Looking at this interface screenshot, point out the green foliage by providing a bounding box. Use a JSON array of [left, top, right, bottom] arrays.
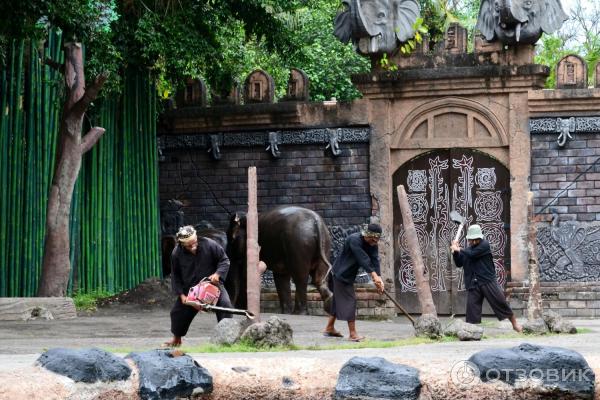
[[534, 34, 573, 88], [72, 289, 113, 312], [399, 18, 429, 55]]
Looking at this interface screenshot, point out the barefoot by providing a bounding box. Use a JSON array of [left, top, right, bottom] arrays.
[[513, 325, 523, 333], [162, 338, 182, 348]]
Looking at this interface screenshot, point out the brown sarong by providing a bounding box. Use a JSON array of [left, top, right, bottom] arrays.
[[329, 274, 356, 321]]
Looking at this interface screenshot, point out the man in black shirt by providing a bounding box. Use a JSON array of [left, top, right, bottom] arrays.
[[323, 223, 385, 341], [164, 225, 233, 347], [451, 224, 521, 332]]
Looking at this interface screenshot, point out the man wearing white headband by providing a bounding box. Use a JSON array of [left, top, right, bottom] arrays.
[[164, 225, 233, 347], [323, 223, 385, 342], [451, 224, 522, 333]]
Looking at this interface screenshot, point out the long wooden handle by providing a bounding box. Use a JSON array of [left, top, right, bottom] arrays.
[[382, 289, 416, 326], [453, 223, 464, 242]]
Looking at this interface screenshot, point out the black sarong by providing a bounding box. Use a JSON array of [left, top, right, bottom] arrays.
[[466, 281, 513, 324], [170, 284, 233, 337], [329, 274, 357, 321]]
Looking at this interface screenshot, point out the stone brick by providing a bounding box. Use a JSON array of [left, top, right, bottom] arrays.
[[558, 292, 578, 300], [567, 300, 587, 308], [559, 308, 578, 317], [576, 292, 596, 300], [576, 308, 595, 317]]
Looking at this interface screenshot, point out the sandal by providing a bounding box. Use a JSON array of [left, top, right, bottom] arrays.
[[323, 330, 344, 338], [348, 336, 366, 342]]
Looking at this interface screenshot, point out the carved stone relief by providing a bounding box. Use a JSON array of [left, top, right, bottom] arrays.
[[283, 68, 309, 101], [556, 55, 587, 89], [157, 128, 370, 157], [175, 78, 208, 108], [244, 69, 275, 103], [538, 222, 600, 282]]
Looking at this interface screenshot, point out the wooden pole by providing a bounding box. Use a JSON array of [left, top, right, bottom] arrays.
[[527, 191, 543, 320], [246, 167, 260, 321], [397, 185, 437, 316]]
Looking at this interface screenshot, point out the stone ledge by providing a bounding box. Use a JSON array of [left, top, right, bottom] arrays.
[[0, 298, 76, 321]]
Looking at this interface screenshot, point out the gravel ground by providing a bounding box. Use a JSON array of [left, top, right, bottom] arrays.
[[1, 306, 599, 399]]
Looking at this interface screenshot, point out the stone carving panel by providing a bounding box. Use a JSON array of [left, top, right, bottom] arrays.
[[158, 128, 370, 156], [538, 222, 600, 282], [244, 69, 275, 104], [284, 68, 309, 101], [176, 78, 208, 108], [556, 55, 587, 89], [444, 23, 467, 54]]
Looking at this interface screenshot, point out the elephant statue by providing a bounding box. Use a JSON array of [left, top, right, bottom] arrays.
[[334, 0, 420, 54], [476, 0, 568, 45], [227, 206, 333, 314]]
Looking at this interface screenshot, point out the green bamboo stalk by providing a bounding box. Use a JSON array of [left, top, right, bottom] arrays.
[[0, 44, 10, 296]]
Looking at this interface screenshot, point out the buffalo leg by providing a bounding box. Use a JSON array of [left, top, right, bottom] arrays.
[[273, 271, 293, 314], [291, 270, 310, 315], [311, 263, 333, 313]]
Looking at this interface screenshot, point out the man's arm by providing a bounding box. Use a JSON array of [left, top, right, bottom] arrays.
[[170, 249, 186, 302], [208, 242, 230, 285]]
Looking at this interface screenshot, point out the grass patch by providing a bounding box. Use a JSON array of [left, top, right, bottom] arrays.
[[72, 289, 113, 312], [105, 336, 459, 354]]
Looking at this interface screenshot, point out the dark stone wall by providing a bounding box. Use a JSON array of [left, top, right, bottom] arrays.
[[531, 134, 600, 221], [530, 127, 600, 283], [158, 142, 371, 231]]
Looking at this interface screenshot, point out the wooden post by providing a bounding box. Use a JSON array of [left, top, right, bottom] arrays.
[[527, 191, 542, 320], [397, 185, 437, 316], [246, 167, 260, 321]]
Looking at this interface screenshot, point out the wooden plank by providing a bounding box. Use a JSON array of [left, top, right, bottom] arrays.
[[0, 298, 77, 321], [247, 167, 260, 321]]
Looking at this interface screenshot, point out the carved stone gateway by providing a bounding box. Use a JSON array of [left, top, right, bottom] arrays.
[[244, 69, 275, 104], [556, 55, 587, 89]]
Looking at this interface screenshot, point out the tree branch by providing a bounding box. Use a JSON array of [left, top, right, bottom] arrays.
[[81, 127, 106, 154], [44, 58, 64, 73], [70, 73, 108, 117]]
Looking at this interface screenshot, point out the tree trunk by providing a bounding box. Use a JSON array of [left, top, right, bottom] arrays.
[[527, 192, 543, 320], [397, 185, 437, 316], [37, 43, 106, 297], [246, 167, 260, 320]]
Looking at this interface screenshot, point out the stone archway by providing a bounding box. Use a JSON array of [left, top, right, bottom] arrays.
[[392, 149, 511, 314]]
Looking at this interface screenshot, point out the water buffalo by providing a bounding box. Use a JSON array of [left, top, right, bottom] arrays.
[[227, 206, 333, 314]]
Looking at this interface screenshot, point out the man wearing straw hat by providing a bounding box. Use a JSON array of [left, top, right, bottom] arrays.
[[323, 223, 385, 342], [164, 225, 233, 347], [451, 224, 522, 333]]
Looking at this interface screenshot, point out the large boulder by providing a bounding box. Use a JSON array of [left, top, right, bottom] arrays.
[[543, 310, 577, 334], [126, 349, 212, 400], [414, 314, 442, 339], [443, 318, 483, 341], [210, 318, 242, 345], [522, 318, 549, 335], [469, 343, 595, 399], [335, 357, 421, 399], [36, 348, 131, 383], [240, 316, 293, 347]]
